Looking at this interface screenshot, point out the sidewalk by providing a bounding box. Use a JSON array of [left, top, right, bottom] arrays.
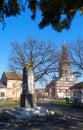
[[0, 103, 83, 130]]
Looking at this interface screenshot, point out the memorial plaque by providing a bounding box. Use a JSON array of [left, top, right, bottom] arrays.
[[27, 67, 34, 94]]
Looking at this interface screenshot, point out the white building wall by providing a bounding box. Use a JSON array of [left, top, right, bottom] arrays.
[[70, 88, 83, 103], [7, 80, 22, 101], [0, 88, 7, 100], [56, 77, 76, 98]]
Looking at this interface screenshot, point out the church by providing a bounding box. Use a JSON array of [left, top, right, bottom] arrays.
[[46, 44, 76, 99]]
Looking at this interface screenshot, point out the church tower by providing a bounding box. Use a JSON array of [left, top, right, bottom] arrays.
[[59, 43, 72, 80], [55, 43, 76, 98], [45, 43, 76, 99]]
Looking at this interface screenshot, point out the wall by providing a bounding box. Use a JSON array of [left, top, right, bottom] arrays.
[[7, 80, 22, 101], [0, 88, 6, 100]]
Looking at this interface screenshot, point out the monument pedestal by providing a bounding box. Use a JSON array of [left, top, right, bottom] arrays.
[[20, 94, 25, 107], [20, 93, 36, 108]]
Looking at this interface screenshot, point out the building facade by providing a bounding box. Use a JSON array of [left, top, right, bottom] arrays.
[[1, 72, 22, 101], [46, 44, 76, 99], [45, 75, 57, 99], [70, 82, 83, 103], [0, 82, 7, 100]]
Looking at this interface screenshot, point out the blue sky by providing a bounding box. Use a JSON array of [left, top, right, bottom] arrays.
[[0, 10, 83, 82]]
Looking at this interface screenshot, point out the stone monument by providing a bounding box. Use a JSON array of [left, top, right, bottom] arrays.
[[20, 63, 36, 108]]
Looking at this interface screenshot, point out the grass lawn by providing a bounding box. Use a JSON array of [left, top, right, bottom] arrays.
[[0, 101, 20, 108], [0, 99, 71, 108], [51, 99, 70, 106]]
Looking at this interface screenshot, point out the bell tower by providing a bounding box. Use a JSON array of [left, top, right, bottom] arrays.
[[59, 43, 72, 80]]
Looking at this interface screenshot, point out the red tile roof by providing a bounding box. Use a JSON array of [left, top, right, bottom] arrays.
[[4, 72, 23, 80], [35, 89, 45, 94], [70, 82, 83, 89], [0, 82, 6, 88]]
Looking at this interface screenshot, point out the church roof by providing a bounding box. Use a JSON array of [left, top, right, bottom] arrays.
[[3, 72, 23, 80]]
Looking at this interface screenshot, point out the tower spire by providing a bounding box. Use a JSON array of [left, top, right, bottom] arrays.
[[59, 43, 71, 78], [63, 40, 66, 45]]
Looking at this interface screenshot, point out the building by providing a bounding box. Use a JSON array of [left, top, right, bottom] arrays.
[[35, 89, 45, 100], [0, 72, 22, 101], [46, 75, 57, 99], [46, 44, 76, 99], [70, 82, 83, 103], [0, 82, 7, 100]]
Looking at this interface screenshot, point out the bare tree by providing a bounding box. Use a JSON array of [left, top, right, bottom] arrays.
[[72, 71, 82, 82], [8, 37, 59, 83], [68, 39, 83, 72]]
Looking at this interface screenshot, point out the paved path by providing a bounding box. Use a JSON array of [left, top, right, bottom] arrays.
[[0, 103, 83, 130], [37, 102, 83, 130]]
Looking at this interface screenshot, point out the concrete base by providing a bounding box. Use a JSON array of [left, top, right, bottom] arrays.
[[20, 93, 36, 108]]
